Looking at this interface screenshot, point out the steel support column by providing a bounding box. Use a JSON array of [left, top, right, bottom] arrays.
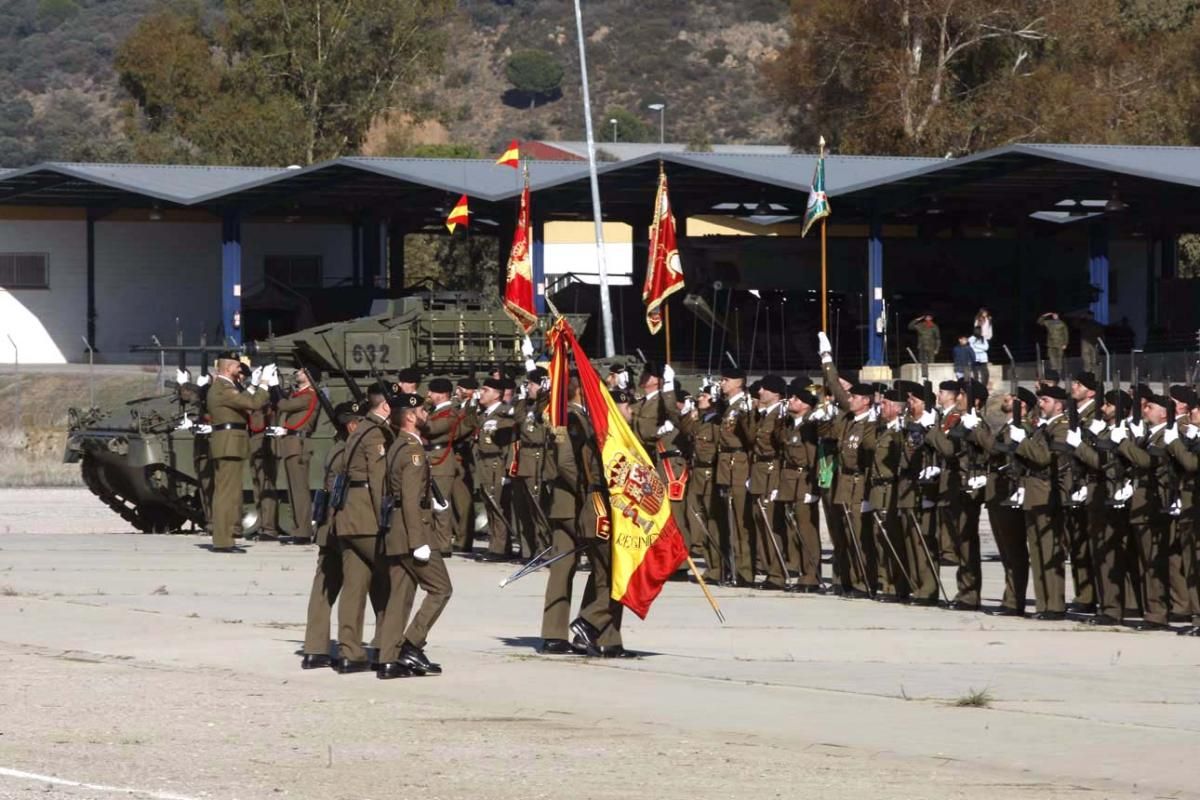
[[220, 209, 242, 346], [86, 208, 97, 351], [1088, 221, 1110, 324], [866, 214, 885, 365]]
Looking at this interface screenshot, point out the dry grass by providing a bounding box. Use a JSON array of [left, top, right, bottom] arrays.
[[953, 688, 994, 708]]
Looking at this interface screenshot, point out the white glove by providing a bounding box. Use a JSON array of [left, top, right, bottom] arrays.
[[413, 544, 432, 562], [887, 417, 902, 432], [680, 398, 694, 416], [196, 374, 210, 387], [768, 489, 778, 502], [616, 372, 629, 390], [817, 331, 832, 356], [520, 336, 534, 358], [662, 363, 675, 385], [540, 377, 550, 393], [175, 368, 190, 385], [432, 495, 449, 513], [1164, 425, 1179, 445], [1129, 420, 1144, 439], [860, 500, 873, 513], [803, 493, 818, 504], [925, 465, 942, 480], [194, 423, 213, 435], [1065, 428, 1082, 449], [961, 411, 980, 430], [1114, 481, 1133, 504], [1187, 424, 1199, 440], [1071, 486, 1088, 504], [968, 475, 988, 491], [501, 476, 511, 486], [1009, 425, 1026, 443], [250, 366, 263, 387], [1109, 424, 1127, 444], [918, 410, 936, 428], [921, 498, 936, 509], [174, 416, 193, 431], [708, 379, 721, 400], [1088, 419, 1107, 436], [267, 426, 287, 437], [1169, 498, 1183, 517], [745, 479, 751, 490], [656, 420, 675, 436], [1008, 487, 1025, 506], [866, 407, 878, 422], [265, 364, 280, 388]]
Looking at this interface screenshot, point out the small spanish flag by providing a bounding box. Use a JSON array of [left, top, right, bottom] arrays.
[[445, 194, 469, 234], [495, 139, 520, 168]]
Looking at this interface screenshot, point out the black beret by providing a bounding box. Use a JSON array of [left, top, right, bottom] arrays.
[[640, 362, 663, 381], [608, 363, 628, 374], [298, 365, 322, 382], [966, 379, 988, 405], [333, 400, 363, 425], [1169, 385, 1197, 408], [1038, 384, 1068, 401], [1144, 392, 1170, 409], [482, 377, 504, 392], [500, 377, 517, 391], [1017, 387, 1038, 411], [393, 392, 423, 409], [938, 379, 961, 393], [526, 367, 548, 383], [883, 389, 903, 402], [1042, 368, 1061, 382], [674, 387, 690, 401], [397, 367, 422, 384], [367, 380, 395, 398], [1135, 383, 1152, 400], [1073, 371, 1098, 392], [759, 374, 786, 396], [611, 388, 634, 403], [895, 380, 922, 398], [748, 379, 762, 395], [427, 377, 453, 394], [720, 365, 746, 380], [849, 382, 874, 397], [457, 376, 479, 390], [1105, 389, 1132, 415], [238, 361, 252, 377]]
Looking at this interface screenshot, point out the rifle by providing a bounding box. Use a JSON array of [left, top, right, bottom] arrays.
[[1002, 344, 1020, 425], [199, 330, 209, 378], [319, 332, 366, 404], [1129, 349, 1140, 424], [869, 508, 913, 590], [753, 497, 792, 585], [906, 346, 932, 403]]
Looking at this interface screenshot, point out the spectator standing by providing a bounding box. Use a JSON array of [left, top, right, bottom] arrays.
[[953, 335, 973, 380], [969, 329, 990, 386]]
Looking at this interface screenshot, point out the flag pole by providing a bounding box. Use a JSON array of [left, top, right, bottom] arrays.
[[819, 136, 828, 333], [572, 0, 616, 357], [686, 555, 725, 623], [658, 160, 673, 364]]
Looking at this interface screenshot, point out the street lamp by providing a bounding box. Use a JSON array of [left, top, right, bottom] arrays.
[[647, 103, 665, 144], [610, 117, 618, 143]]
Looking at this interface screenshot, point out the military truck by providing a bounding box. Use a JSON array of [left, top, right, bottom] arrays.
[[65, 292, 588, 535]]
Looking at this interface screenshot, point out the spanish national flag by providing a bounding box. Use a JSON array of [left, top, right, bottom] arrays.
[[546, 316, 688, 619], [495, 139, 520, 168], [445, 194, 469, 234]]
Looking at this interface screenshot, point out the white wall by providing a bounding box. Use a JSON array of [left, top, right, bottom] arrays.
[[94, 221, 223, 357], [0, 219, 86, 364], [242, 222, 354, 290]]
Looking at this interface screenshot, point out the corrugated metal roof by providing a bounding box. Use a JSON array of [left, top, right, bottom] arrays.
[[0, 162, 289, 204], [545, 141, 795, 160], [1020, 143, 1200, 187]]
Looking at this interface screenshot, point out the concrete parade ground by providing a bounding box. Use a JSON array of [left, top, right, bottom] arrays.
[[0, 488, 1197, 800]]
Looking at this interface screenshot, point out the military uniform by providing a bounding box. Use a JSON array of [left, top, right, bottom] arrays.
[[541, 404, 590, 644], [748, 397, 786, 587], [450, 391, 478, 553], [907, 316, 941, 364], [897, 410, 940, 604], [1072, 405, 1131, 622], [869, 413, 906, 598], [474, 400, 516, 558], [822, 361, 876, 594], [1116, 420, 1173, 627], [512, 394, 552, 557], [274, 382, 321, 541], [247, 405, 280, 538], [206, 374, 269, 549], [1063, 397, 1098, 610], [1014, 412, 1072, 616], [633, 387, 689, 541], [423, 399, 467, 554], [977, 416, 1031, 614], [178, 378, 213, 530], [775, 405, 822, 590], [924, 407, 982, 608], [377, 423, 452, 675], [715, 387, 754, 585], [1038, 314, 1069, 374], [334, 409, 393, 666], [673, 402, 725, 581], [571, 404, 623, 653]]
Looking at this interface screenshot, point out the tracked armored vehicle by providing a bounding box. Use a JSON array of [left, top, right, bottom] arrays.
[[65, 292, 588, 534]]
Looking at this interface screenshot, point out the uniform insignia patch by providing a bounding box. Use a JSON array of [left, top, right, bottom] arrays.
[[378, 444, 386, 456], [412, 454, 423, 466]]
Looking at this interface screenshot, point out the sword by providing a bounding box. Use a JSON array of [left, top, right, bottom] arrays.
[[903, 507, 950, 604], [518, 477, 554, 544], [690, 506, 733, 578], [839, 503, 875, 596], [869, 508, 913, 591], [754, 497, 793, 585], [722, 488, 740, 584], [480, 484, 519, 543], [499, 541, 595, 588], [781, 504, 820, 585]]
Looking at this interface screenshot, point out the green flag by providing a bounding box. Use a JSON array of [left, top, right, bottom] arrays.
[[801, 148, 831, 238]]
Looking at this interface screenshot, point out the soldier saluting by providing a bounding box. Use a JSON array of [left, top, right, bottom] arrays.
[[272, 366, 321, 545], [472, 377, 517, 562], [207, 356, 274, 553]]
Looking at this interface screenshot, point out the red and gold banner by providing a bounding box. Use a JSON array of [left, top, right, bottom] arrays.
[[642, 171, 685, 334], [546, 316, 688, 618], [495, 139, 520, 169], [445, 194, 469, 234], [503, 181, 537, 334]]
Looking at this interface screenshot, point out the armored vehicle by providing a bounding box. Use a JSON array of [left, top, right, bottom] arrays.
[[65, 292, 588, 534]]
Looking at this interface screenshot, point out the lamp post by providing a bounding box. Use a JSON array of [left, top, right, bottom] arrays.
[[647, 103, 665, 144], [610, 117, 618, 143]]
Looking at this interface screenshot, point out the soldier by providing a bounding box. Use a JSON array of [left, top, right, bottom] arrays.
[[450, 376, 479, 554], [473, 377, 517, 562], [206, 357, 273, 552], [246, 361, 280, 542], [819, 332, 877, 597], [748, 374, 788, 590], [671, 385, 725, 583], [512, 367, 552, 558], [631, 363, 688, 543], [299, 401, 388, 669], [174, 367, 213, 531], [1170, 392, 1200, 636], [774, 380, 823, 592], [1075, 311, 1104, 376], [272, 366, 321, 544], [899, 381, 941, 606], [1011, 384, 1072, 620], [1068, 388, 1133, 625], [1165, 385, 1198, 620], [397, 367, 422, 395], [908, 314, 941, 365], [868, 386, 908, 602], [422, 378, 466, 558], [978, 387, 1036, 616], [612, 387, 635, 423], [1037, 312, 1069, 374], [377, 392, 452, 679], [1064, 372, 1100, 612], [714, 365, 755, 587], [332, 381, 394, 672], [1110, 390, 1175, 630]]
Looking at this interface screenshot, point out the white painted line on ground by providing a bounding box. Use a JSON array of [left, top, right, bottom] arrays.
[[0, 766, 202, 800]]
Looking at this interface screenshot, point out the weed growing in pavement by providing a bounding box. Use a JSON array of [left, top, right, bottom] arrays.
[[953, 688, 994, 708]]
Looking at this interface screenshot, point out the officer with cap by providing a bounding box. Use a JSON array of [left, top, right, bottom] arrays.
[[927, 379, 984, 611], [868, 385, 908, 601], [1037, 312, 1069, 375], [422, 378, 465, 558], [1064, 372, 1101, 612], [899, 380, 941, 605], [670, 384, 725, 582], [907, 314, 941, 365], [512, 366, 552, 558], [1011, 383, 1073, 620], [450, 376, 479, 554], [473, 376, 517, 561], [633, 362, 689, 546], [774, 379, 823, 591], [748, 374, 788, 590], [714, 364, 755, 586], [818, 332, 877, 596], [245, 359, 281, 542], [207, 356, 274, 552], [332, 380, 395, 672], [1166, 385, 1199, 625], [272, 366, 321, 544]]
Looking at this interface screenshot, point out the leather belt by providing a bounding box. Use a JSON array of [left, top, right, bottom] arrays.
[[839, 468, 863, 477], [720, 448, 746, 454], [784, 463, 810, 471], [751, 454, 775, 463], [348, 480, 370, 488], [658, 449, 683, 459], [212, 422, 247, 432], [691, 460, 717, 469]]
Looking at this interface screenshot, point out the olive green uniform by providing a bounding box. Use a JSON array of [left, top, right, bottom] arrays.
[[450, 399, 478, 552], [474, 402, 516, 557], [206, 376, 269, 548], [1117, 423, 1174, 626], [512, 396, 552, 557], [897, 416, 939, 603], [1015, 414, 1072, 614], [715, 391, 754, 585], [822, 361, 876, 593], [335, 411, 393, 663], [977, 420, 1031, 613], [178, 381, 213, 530], [907, 317, 941, 365], [775, 411, 822, 588], [748, 402, 786, 585], [869, 417, 906, 596], [1167, 423, 1200, 627], [377, 430, 452, 664], [633, 390, 688, 539], [1038, 316, 1069, 374], [1073, 420, 1132, 620], [1062, 400, 1098, 609], [674, 406, 724, 581], [274, 385, 320, 540], [248, 406, 279, 537], [573, 407, 621, 648], [423, 401, 467, 554], [925, 412, 981, 607]]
